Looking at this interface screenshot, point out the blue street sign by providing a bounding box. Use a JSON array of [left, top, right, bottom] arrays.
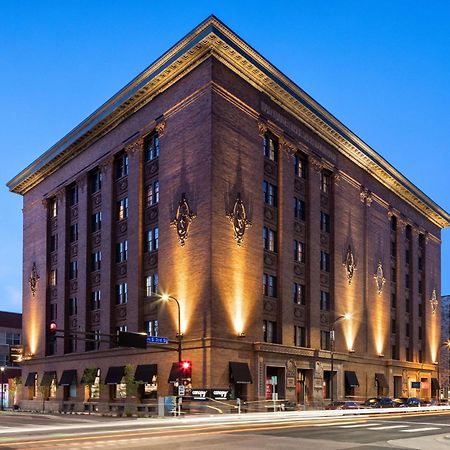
[[146, 336, 169, 344]]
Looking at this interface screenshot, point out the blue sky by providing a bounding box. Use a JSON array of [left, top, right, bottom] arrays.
[[2, 1, 450, 313]]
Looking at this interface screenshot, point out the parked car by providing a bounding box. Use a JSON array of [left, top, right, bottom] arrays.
[[361, 397, 380, 408], [421, 399, 438, 406], [326, 401, 360, 410], [373, 397, 396, 408], [393, 397, 421, 407]]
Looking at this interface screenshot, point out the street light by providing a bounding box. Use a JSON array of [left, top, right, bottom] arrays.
[[330, 313, 352, 404], [435, 340, 450, 400], [160, 293, 183, 412], [0, 366, 4, 411]]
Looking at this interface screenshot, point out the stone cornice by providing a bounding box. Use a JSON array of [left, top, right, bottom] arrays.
[[7, 15, 450, 228]]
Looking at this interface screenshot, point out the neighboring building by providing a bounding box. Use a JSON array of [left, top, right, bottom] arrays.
[[7, 16, 450, 412], [440, 295, 450, 399], [0, 311, 22, 408]]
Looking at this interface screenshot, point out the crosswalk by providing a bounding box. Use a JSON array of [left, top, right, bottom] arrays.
[[334, 421, 441, 434]]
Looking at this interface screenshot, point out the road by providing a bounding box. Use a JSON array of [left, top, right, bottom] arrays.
[[0, 410, 449, 449]]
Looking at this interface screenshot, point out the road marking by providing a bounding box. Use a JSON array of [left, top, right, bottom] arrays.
[[314, 421, 361, 427], [339, 423, 380, 428], [367, 425, 408, 430], [400, 427, 440, 433]]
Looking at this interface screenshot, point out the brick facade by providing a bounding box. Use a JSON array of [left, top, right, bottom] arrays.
[[8, 16, 449, 411]]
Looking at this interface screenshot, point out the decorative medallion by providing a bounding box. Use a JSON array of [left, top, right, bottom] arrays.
[[344, 245, 356, 285], [374, 261, 386, 295], [171, 193, 196, 247], [430, 289, 438, 315], [28, 262, 40, 297], [226, 193, 252, 246]]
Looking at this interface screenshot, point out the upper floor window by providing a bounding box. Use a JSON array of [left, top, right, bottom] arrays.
[[263, 273, 277, 297], [145, 319, 159, 336], [5, 332, 21, 346], [263, 181, 277, 207], [145, 227, 159, 252], [320, 251, 330, 272], [294, 240, 305, 263], [68, 184, 78, 206], [50, 303, 57, 321], [320, 171, 331, 194], [91, 251, 102, 272], [50, 234, 58, 252], [69, 261, 78, 279], [49, 269, 57, 286], [320, 330, 331, 350], [144, 134, 160, 161], [69, 224, 78, 243], [115, 283, 128, 305], [294, 198, 306, 221], [263, 320, 277, 343], [320, 290, 330, 311], [68, 297, 78, 316], [263, 135, 278, 162], [91, 211, 102, 232], [263, 226, 277, 252], [320, 212, 330, 233], [117, 197, 128, 221], [145, 273, 159, 297], [90, 290, 101, 310], [293, 282, 305, 305], [90, 170, 102, 194], [115, 152, 128, 179], [116, 240, 128, 263], [49, 198, 58, 218], [145, 181, 160, 207], [294, 326, 306, 347], [294, 154, 306, 178]]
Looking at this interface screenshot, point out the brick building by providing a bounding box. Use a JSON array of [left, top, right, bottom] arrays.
[[7, 16, 450, 411], [439, 295, 450, 399]]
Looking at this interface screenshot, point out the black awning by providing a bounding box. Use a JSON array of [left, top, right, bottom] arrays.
[[229, 362, 252, 384], [40, 371, 57, 386], [59, 370, 77, 386], [345, 371, 359, 387], [168, 363, 179, 383], [105, 366, 125, 384], [431, 378, 440, 391], [24, 372, 37, 387], [135, 364, 157, 383], [375, 373, 389, 389]]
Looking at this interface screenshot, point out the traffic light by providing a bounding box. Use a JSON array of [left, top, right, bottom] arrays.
[[179, 360, 192, 379], [117, 331, 147, 349], [48, 322, 57, 343]]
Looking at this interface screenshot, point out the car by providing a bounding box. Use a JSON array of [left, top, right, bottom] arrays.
[[361, 397, 380, 408], [373, 397, 396, 408], [393, 397, 421, 407], [421, 399, 438, 406], [326, 401, 360, 410]]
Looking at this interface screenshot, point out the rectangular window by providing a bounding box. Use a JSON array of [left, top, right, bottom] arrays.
[[391, 318, 397, 334], [69, 261, 78, 279], [5, 333, 20, 345], [293, 283, 305, 305], [320, 171, 331, 193], [391, 292, 397, 308], [116, 240, 128, 263], [115, 283, 128, 305], [49, 269, 57, 286], [268, 275, 277, 297], [418, 256, 423, 271], [50, 303, 57, 321], [68, 297, 77, 316], [405, 323, 410, 338], [320, 330, 331, 350], [90, 290, 101, 311], [320, 291, 330, 311], [144, 134, 160, 161], [91, 251, 102, 272], [294, 154, 306, 178], [405, 347, 411, 361], [294, 240, 305, 263], [145, 180, 160, 207], [145, 273, 158, 297], [391, 240, 396, 257], [263, 226, 277, 252], [117, 197, 128, 220], [405, 249, 410, 265], [294, 198, 306, 221], [418, 326, 423, 340], [418, 302, 423, 317], [294, 326, 306, 347], [69, 185, 78, 206], [91, 211, 102, 232], [90, 170, 102, 194], [49, 198, 58, 218], [263, 273, 268, 296], [115, 153, 129, 179], [263, 320, 277, 343], [263, 181, 277, 207], [320, 212, 330, 233], [145, 227, 159, 252], [405, 273, 410, 289], [50, 234, 58, 252], [69, 224, 78, 243], [392, 345, 399, 360], [391, 266, 396, 283], [263, 135, 278, 162], [145, 319, 159, 336], [320, 251, 330, 272], [68, 334, 77, 353]]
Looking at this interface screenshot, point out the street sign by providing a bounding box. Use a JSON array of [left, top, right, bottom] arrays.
[[271, 376, 278, 385], [146, 336, 169, 344], [178, 385, 185, 396]]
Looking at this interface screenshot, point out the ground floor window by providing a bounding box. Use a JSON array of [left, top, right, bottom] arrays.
[[141, 376, 157, 399], [90, 370, 100, 399], [49, 378, 57, 398], [114, 380, 127, 399]]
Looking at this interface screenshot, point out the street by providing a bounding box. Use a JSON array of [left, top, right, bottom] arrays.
[[0, 410, 449, 449]]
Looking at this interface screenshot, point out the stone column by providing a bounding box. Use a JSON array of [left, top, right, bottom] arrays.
[[396, 219, 406, 361], [56, 189, 67, 356], [410, 228, 419, 361]]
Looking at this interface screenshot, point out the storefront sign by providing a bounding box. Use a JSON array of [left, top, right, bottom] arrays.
[[190, 388, 231, 401], [191, 389, 208, 400], [411, 381, 421, 389]]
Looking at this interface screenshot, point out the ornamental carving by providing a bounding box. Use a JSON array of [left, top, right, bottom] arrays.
[[430, 289, 438, 315], [344, 245, 356, 285], [29, 263, 40, 297], [374, 261, 386, 295], [226, 193, 252, 246], [308, 156, 323, 173], [155, 120, 166, 137], [257, 120, 268, 136], [171, 193, 196, 247], [360, 187, 373, 207]]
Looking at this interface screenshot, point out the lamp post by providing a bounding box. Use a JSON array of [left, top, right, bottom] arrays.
[[330, 313, 352, 404], [160, 294, 182, 412], [0, 366, 4, 411]]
